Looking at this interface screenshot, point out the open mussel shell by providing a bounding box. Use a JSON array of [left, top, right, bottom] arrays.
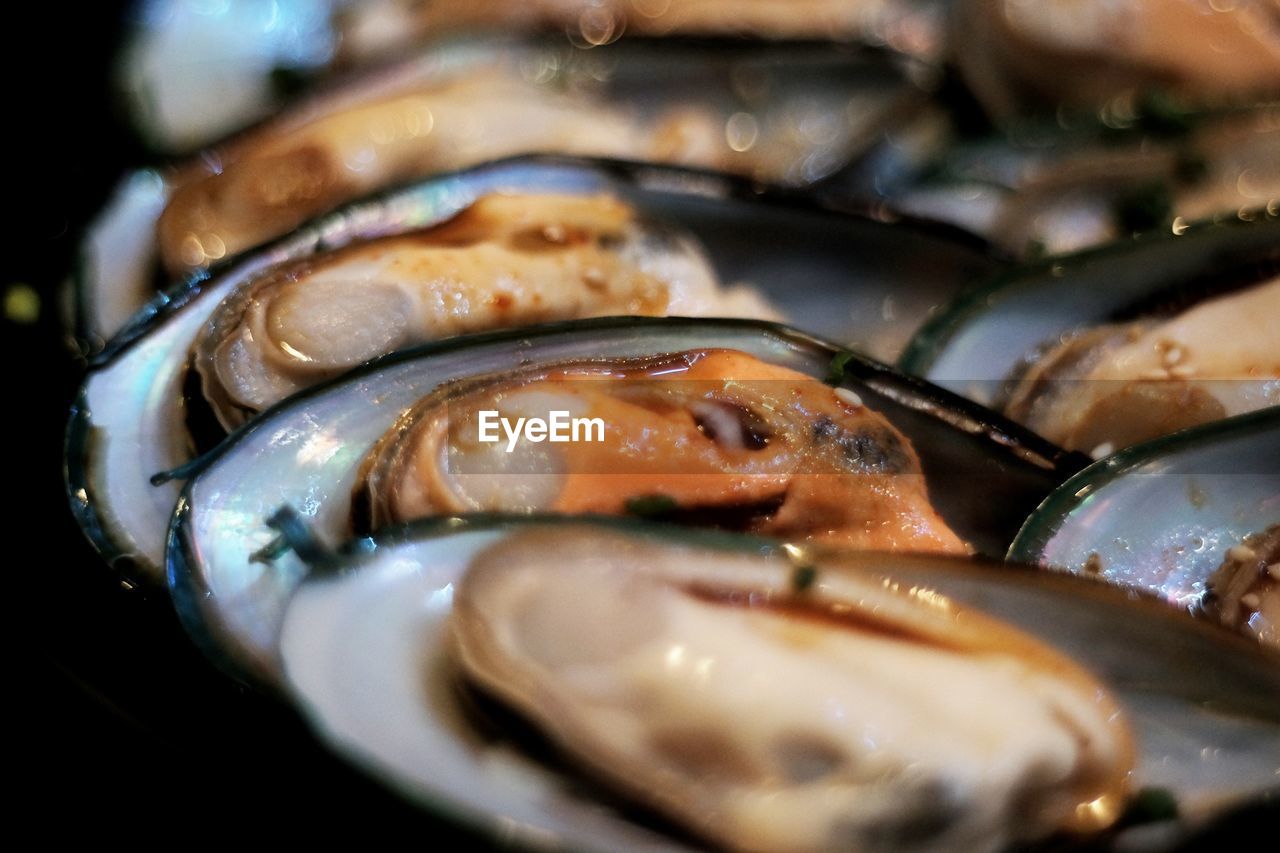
[[119, 1, 949, 153], [330, 0, 954, 69], [1010, 408, 1280, 615], [166, 317, 1080, 683], [949, 0, 1280, 120], [887, 104, 1280, 258], [81, 33, 945, 346], [257, 516, 1280, 850], [898, 210, 1280, 407], [68, 155, 1001, 583]]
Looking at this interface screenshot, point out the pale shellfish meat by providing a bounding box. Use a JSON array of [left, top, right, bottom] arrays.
[[1204, 524, 1280, 649], [1005, 277, 1280, 452], [193, 193, 776, 428], [449, 526, 1133, 852]]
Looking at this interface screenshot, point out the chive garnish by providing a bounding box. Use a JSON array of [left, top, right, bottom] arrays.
[[791, 565, 818, 593], [1120, 787, 1179, 826], [826, 351, 856, 385], [625, 494, 678, 517]]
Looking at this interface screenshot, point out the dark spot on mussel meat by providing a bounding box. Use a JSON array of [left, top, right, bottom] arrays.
[[811, 416, 910, 474]]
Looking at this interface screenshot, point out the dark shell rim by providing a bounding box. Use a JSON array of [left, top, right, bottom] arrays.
[[897, 208, 1280, 378]]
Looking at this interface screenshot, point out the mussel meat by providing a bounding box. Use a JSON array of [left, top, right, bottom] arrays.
[[84, 37, 933, 344], [355, 348, 966, 553], [155, 36, 922, 274], [1203, 524, 1279, 648], [900, 210, 1280, 452], [119, 1, 945, 152], [192, 192, 775, 429], [1004, 276, 1280, 453], [448, 525, 1131, 851], [952, 0, 1280, 118]]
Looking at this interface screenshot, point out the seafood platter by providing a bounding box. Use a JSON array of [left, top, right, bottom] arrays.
[[65, 1, 1278, 848]]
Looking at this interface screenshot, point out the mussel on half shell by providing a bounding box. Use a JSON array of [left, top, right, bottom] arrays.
[[448, 525, 1131, 851], [266, 516, 1280, 852], [118, 1, 951, 152], [354, 348, 968, 554], [888, 104, 1280, 257], [333, 0, 954, 68], [951, 0, 1280, 119], [190, 191, 778, 431], [166, 318, 1081, 683], [900, 210, 1280, 454], [68, 156, 1001, 583], [82, 34, 939, 345]]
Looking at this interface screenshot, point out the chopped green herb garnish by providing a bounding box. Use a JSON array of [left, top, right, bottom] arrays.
[[1120, 787, 1179, 826], [249, 533, 291, 565], [625, 494, 678, 517], [826, 351, 856, 385], [791, 565, 818, 593]]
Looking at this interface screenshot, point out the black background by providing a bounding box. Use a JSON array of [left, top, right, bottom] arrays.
[[8, 2, 1273, 845]]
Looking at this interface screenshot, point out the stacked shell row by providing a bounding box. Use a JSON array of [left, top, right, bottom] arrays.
[[67, 3, 1279, 850]]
